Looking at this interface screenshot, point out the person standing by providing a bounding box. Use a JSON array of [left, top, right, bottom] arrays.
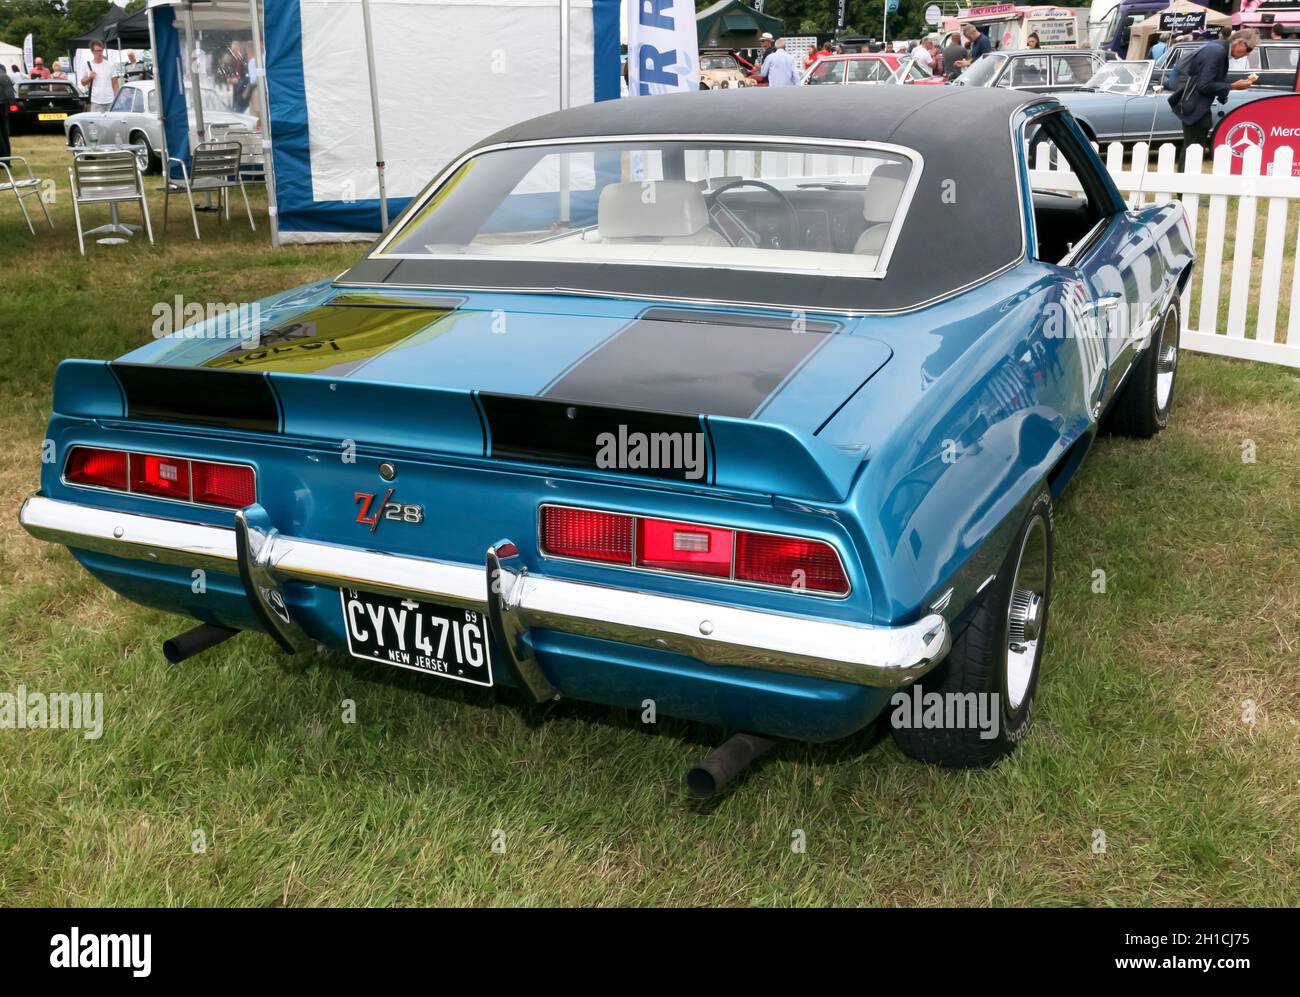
[[0, 64, 13, 160], [80, 40, 118, 113], [754, 32, 774, 73], [964, 23, 992, 62], [1150, 33, 1169, 62], [1169, 29, 1258, 157], [759, 38, 801, 87], [942, 30, 966, 80], [914, 36, 936, 74]]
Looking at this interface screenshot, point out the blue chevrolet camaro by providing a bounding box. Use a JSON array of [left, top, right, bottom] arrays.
[[21, 87, 1194, 783]]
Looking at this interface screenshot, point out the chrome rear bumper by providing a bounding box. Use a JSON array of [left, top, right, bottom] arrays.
[[19, 494, 950, 696]]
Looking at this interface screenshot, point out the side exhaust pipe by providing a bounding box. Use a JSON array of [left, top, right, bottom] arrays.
[[163, 623, 240, 664], [686, 732, 776, 800]]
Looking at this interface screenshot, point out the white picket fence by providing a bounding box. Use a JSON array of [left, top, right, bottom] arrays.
[[1029, 141, 1300, 369]]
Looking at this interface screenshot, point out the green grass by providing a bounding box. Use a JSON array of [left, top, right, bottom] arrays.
[[2, 134, 1298, 906]]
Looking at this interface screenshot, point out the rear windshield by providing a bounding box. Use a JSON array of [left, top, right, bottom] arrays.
[[19, 82, 77, 96], [375, 139, 919, 277]]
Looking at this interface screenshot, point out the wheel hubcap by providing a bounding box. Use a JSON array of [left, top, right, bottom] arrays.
[[1004, 517, 1048, 711], [1155, 311, 1178, 412]]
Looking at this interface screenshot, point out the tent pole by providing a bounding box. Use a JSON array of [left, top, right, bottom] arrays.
[[560, 0, 570, 110], [246, 0, 280, 246], [360, 0, 388, 230], [183, 1, 206, 138], [558, 0, 570, 224]]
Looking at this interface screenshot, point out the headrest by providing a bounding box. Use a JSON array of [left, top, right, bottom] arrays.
[[598, 181, 711, 240], [863, 162, 911, 224]]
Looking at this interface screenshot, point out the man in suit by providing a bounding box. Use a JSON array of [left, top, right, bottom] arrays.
[[1169, 29, 1259, 157]]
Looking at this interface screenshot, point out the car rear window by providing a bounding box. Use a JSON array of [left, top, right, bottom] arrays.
[[376, 138, 920, 278]]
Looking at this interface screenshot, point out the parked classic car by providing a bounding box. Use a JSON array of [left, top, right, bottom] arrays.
[[63, 79, 258, 174], [802, 52, 945, 85], [1054, 58, 1277, 146], [21, 87, 1192, 786], [952, 47, 1111, 92], [6, 78, 86, 134], [698, 49, 757, 90]]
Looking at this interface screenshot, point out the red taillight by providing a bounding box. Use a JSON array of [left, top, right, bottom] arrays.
[[191, 460, 256, 508], [64, 446, 128, 490], [130, 453, 191, 500], [637, 517, 732, 578], [539, 505, 849, 596], [540, 506, 633, 564], [735, 531, 849, 594], [63, 447, 254, 508]]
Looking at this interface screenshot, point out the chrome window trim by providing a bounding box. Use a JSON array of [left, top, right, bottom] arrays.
[[536, 502, 853, 600], [61, 444, 258, 512], [368, 133, 926, 282]]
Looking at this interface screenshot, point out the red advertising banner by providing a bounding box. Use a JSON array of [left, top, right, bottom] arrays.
[[1211, 94, 1300, 176]]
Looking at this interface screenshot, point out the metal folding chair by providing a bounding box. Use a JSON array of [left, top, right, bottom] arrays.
[[163, 141, 255, 239], [0, 156, 55, 235], [68, 150, 154, 255], [206, 123, 265, 185]]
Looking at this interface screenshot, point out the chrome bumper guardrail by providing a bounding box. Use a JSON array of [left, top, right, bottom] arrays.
[[19, 494, 950, 699]]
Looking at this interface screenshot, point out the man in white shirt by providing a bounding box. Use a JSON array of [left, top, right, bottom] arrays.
[[913, 37, 936, 73], [80, 40, 118, 112], [759, 38, 801, 87]]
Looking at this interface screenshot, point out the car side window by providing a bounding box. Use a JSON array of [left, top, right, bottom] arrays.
[[130, 89, 145, 113], [1010, 56, 1049, 87], [1052, 55, 1094, 85], [110, 87, 134, 113], [807, 60, 846, 84], [1026, 112, 1118, 264]]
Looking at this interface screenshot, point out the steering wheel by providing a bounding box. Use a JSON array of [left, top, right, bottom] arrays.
[[705, 178, 800, 250]]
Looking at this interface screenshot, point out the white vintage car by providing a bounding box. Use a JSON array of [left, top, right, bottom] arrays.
[[62, 79, 258, 174]]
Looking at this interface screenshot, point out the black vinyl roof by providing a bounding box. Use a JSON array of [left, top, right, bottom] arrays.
[[355, 88, 1057, 314], [474, 85, 1040, 155]]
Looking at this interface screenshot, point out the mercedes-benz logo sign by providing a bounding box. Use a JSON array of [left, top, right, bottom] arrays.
[[1225, 121, 1266, 159]]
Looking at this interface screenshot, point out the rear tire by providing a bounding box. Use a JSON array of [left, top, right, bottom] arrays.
[[1104, 304, 1179, 438], [68, 126, 85, 148], [890, 489, 1053, 768]]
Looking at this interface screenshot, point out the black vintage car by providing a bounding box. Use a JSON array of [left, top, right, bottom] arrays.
[[7, 79, 86, 134]]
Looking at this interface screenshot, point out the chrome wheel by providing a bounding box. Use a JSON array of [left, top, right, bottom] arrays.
[[1005, 515, 1048, 711], [70, 127, 85, 147], [1155, 309, 1178, 413], [132, 140, 151, 174]]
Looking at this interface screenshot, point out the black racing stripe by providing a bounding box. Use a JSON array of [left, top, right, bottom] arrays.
[[541, 308, 839, 419], [111, 363, 281, 434], [479, 394, 708, 483]]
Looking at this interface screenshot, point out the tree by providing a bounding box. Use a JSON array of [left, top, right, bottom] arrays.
[[0, 1, 115, 62]]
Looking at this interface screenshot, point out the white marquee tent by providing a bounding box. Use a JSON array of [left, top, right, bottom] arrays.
[[146, 0, 620, 244]]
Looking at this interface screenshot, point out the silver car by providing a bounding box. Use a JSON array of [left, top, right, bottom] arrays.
[[1054, 60, 1279, 148], [63, 79, 257, 174], [953, 48, 1110, 93]]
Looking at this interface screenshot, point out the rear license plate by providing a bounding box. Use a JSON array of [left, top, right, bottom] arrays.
[[339, 589, 493, 687], [38, 113, 67, 121]]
